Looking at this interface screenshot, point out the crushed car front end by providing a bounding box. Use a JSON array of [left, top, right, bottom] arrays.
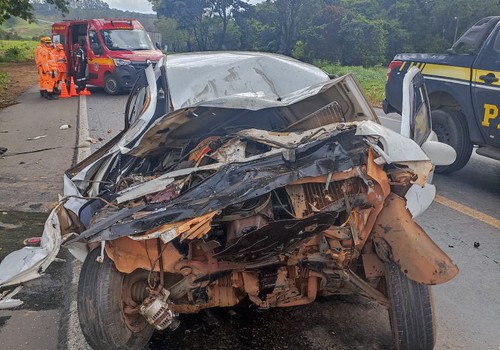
[[0, 53, 458, 350]]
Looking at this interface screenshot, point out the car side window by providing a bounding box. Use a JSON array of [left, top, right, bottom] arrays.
[[476, 25, 500, 67], [89, 30, 103, 55]]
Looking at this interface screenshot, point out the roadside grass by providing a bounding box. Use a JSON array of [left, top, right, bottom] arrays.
[[0, 71, 7, 91], [315, 61, 387, 107], [0, 40, 37, 62]]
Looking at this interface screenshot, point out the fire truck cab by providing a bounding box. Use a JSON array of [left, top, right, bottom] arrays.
[[52, 19, 164, 94]]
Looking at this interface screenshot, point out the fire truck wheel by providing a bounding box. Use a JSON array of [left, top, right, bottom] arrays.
[[104, 74, 120, 95], [432, 108, 473, 174], [385, 262, 436, 350], [77, 248, 154, 350]]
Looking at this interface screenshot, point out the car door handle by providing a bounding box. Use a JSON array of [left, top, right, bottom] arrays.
[[479, 73, 498, 84]]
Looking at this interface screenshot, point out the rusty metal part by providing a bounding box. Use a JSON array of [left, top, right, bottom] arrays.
[[214, 212, 337, 261], [276, 276, 319, 307], [168, 284, 242, 314], [226, 214, 269, 243], [396, 161, 433, 186], [129, 211, 218, 244], [167, 274, 199, 300], [366, 148, 390, 198], [105, 237, 183, 274], [156, 239, 164, 287], [362, 253, 385, 279], [372, 193, 459, 285], [286, 100, 346, 131], [288, 165, 367, 186], [347, 269, 389, 308], [207, 285, 241, 307], [286, 177, 366, 218]]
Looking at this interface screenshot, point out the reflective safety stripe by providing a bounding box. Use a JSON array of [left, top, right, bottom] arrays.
[[421, 63, 470, 82], [398, 61, 500, 90]]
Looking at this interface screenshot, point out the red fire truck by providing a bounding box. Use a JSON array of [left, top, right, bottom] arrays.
[[52, 19, 164, 94]]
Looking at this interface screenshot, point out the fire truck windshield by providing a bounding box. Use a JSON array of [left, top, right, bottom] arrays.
[[100, 29, 155, 51]]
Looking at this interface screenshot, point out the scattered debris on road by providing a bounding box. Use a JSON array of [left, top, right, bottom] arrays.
[[0, 146, 62, 157], [27, 135, 47, 141]]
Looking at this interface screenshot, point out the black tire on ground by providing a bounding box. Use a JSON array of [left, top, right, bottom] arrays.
[[431, 108, 473, 174], [385, 262, 436, 350], [104, 74, 120, 95], [77, 248, 154, 350]]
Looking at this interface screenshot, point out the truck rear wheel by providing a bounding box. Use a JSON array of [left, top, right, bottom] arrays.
[[432, 108, 473, 174], [104, 74, 120, 95], [385, 262, 436, 350], [77, 248, 154, 350]]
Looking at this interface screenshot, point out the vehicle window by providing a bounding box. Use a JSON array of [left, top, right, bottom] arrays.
[[52, 34, 64, 45], [493, 29, 500, 52], [88, 30, 103, 55], [475, 25, 500, 67], [100, 30, 155, 51], [452, 16, 499, 53], [413, 85, 431, 146]]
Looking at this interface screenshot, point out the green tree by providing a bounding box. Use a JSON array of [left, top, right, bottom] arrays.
[[292, 40, 305, 60], [207, 0, 248, 49], [339, 14, 387, 66], [150, 0, 248, 50], [155, 17, 190, 52], [2, 0, 69, 24]]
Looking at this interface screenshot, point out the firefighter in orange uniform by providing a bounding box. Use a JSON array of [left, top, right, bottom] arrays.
[[55, 43, 68, 85], [37, 37, 58, 99], [35, 37, 48, 97]]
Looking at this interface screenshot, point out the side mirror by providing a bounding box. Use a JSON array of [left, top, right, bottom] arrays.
[[155, 42, 161, 50], [421, 140, 456, 166]]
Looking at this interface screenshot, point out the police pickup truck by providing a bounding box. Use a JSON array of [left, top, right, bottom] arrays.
[[384, 16, 500, 173]]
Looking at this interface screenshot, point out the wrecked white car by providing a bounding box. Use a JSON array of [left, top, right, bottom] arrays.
[[0, 53, 458, 350]]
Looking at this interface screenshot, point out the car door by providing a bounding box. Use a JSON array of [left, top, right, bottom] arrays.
[[472, 22, 500, 148], [87, 26, 104, 84], [400, 66, 431, 146]]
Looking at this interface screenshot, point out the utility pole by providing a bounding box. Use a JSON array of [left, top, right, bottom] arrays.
[[453, 17, 459, 43]]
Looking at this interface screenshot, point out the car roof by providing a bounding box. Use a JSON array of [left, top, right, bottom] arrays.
[[165, 51, 330, 110]]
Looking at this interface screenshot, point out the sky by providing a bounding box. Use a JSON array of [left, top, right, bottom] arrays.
[[103, 0, 264, 14], [104, 0, 154, 14]]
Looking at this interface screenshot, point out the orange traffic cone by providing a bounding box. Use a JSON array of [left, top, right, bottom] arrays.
[[69, 77, 78, 97], [59, 80, 70, 98], [79, 87, 91, 96]]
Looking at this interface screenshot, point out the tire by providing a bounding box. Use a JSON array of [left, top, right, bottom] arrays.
[[385, 262, 436, 350], [77, 248, 154, 350], [431, 108, 473, 174], [104, 74, 120, 95]]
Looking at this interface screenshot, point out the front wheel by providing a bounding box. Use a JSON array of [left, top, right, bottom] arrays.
[[432, 108, 473, 174], [385, 262, 436, 350], [104, 74, 120, 95], [77, 248, 154, 350]]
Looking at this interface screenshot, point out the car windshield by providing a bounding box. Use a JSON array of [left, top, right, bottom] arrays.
[[100, 29, 155, 51]]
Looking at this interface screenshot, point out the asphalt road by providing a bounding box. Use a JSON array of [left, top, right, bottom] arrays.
[[84, 90, 500, 350], [0, 87, 498, 350]]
